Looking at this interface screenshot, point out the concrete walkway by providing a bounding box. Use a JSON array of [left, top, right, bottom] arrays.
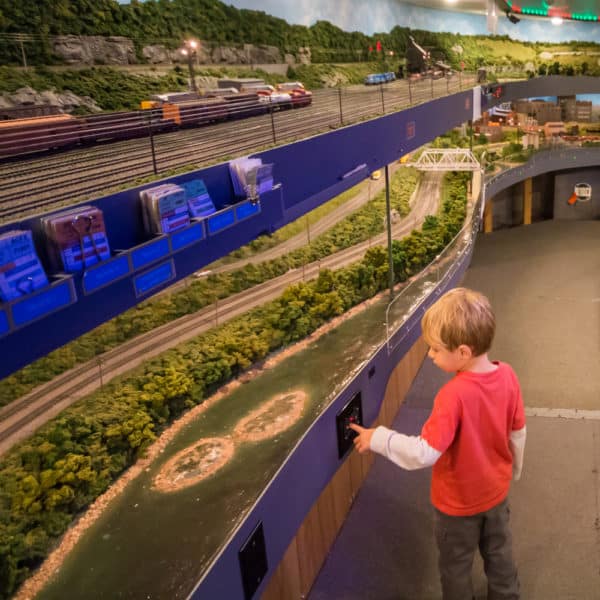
[[309, 220, 600, 599]]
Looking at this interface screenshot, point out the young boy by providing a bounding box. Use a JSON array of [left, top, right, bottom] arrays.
[[350, 287, 526, 600]]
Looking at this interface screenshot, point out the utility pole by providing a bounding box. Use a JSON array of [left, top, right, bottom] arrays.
[[19, 37, 27, 68], [305, 215, 311, 245], [97, 357, 104, 389]]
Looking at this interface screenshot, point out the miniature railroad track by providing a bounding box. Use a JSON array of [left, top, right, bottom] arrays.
[[0, 77, 472, 221]]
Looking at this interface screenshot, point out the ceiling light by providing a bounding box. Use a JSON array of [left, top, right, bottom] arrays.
[[551, 16, 563, 24]]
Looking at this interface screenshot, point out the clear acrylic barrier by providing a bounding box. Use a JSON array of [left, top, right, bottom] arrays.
[[386, 189, 483, 354]]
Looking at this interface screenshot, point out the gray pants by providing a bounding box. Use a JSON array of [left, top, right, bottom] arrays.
[[434, 498, 520, 600]]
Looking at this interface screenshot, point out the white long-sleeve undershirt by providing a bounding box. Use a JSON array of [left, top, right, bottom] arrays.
[[370, 425, 527, 479], [370, 426, 441, 470], [509, 426, 527, 480]]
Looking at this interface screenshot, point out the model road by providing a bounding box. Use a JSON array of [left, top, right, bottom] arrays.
[[0, 171, 443, 455], [0, 75, 473, 221]]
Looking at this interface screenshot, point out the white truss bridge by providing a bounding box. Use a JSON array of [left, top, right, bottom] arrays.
[[406, 149, 481, 171]]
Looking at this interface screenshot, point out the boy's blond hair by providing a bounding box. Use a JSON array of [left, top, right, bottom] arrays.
[[421, 287, 495, 356]]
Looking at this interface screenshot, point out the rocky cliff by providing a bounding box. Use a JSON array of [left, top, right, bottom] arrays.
[[52, 36, 136, 65], [50, 35, 302, 66], [0, 87, 101, 114]]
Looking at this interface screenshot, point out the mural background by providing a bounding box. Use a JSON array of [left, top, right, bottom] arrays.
[[226, 0, 600, 42]]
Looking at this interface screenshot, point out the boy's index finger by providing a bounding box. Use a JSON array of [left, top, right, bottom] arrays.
[[348, 423, 363, 433]]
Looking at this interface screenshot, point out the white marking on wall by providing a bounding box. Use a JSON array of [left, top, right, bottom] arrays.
[[525, 407, 600, 420]]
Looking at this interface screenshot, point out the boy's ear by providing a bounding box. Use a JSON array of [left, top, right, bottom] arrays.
[[458, 344, 473, 359]]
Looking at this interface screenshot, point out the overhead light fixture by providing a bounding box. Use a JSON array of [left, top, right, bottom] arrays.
[[505, 9, 520, 23], [551, 16, 563, 24]]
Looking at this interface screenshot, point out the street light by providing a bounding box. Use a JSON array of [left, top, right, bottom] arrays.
[[180, 39, 199, 92]]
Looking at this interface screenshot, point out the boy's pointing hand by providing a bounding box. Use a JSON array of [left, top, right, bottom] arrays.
[[349, 423, 374, 454]]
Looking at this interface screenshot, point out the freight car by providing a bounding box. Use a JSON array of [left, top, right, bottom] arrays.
[[161, 97, 229, 127], [222, 92, 270, 119], [0, 111, 177, 159], [0, 115, 82, 157], [79, 109, 176, 144]]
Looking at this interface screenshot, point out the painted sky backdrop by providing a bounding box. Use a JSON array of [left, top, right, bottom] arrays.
[[226, 0, 600, 42]]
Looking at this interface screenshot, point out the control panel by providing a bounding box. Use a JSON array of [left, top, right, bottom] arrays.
[[238, 521, 268, 600], [335, 391, 363, 459]]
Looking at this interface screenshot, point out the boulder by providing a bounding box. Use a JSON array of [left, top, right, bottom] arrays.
[[10, 87, 38, 105], [298, 46, 311, 65], [38, 90, 62, 106], [4, 87, 101, 113], [52, 35, 136, 65], [194, 45, 213, 64], [246, 44, 281, 64], [143, 44, 172, 64], [212, 46, 244, 63], [57, 90, 102, 111]]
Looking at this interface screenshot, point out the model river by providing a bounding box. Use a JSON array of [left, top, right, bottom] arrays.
[[37, 240, 468, 598]]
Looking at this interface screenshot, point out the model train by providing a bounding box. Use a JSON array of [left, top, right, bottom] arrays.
[[0, 82, 312, 160]]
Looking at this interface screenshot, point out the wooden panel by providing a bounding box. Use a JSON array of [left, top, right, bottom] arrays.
[[377, 386, 394, 428], [484, 197, 494, 233], [523, 177, 532, 225], [296, 499, 328, 596], [330, 461, 353, 532], [361, 446, 375, 474], [379, 336, 428, 426], [347, 446, 365, 499], [316, 483, 339, 554], [261, 537, 301, 600]]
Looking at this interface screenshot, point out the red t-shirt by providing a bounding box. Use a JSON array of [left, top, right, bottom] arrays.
[[421, 361, 525, 516]]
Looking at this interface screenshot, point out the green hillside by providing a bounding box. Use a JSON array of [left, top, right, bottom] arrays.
[[1, 0, 600, 74]]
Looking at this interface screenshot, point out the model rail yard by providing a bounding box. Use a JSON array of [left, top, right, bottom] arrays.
[[0, 80, 313, 159], [0, 74, 472, 221]]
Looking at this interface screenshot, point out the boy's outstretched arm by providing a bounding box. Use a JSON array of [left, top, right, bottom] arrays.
[[349, 423, 441, 470], [509, 426, 526, 480]]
